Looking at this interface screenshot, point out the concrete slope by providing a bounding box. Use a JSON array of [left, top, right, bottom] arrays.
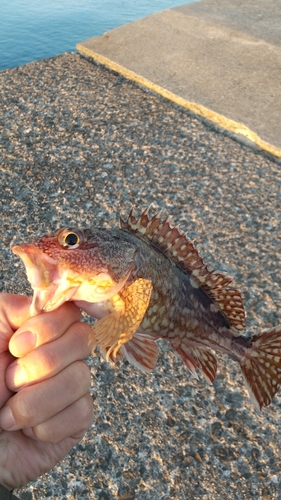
[[77, 0, 281, 157]]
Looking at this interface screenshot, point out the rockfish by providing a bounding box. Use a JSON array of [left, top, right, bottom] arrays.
[[12, 208, 281, 410]]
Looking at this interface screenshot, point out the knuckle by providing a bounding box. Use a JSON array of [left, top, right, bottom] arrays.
[[69, 322, 92, 350], [60, 360, 91, 399], [72, 360, 92, 391], [74, 321, 92, 336], [31, 394, 93, 443], [12, 388, 38, 425], [60, 301, 81, 321], [58, 321, 92, 361]]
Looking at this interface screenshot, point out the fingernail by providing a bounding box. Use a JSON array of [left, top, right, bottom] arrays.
[[10, 330, 37, 357], [0, 406, 16, 430], [7, 362, 27, 389]]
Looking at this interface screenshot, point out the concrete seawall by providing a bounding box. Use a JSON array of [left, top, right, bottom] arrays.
[[77, 0, 281, 159]]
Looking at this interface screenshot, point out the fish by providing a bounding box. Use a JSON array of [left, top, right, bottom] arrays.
[[12, 208, 281, 411]]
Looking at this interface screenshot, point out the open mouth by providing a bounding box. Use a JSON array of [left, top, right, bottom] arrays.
[[12, 243, 64, 315], [12, 243, 135, 317]]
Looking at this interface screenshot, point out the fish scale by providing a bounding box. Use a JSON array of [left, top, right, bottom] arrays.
[[12, 207, 281, 410]]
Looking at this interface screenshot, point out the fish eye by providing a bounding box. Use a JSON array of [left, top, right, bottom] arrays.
[[65, 233, 79, 246], [56, 228, 85, 249]]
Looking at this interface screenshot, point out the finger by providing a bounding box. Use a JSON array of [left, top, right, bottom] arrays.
[[9, 302, 81, 357], [0, 294, 32, 351], [0, 360, 91, 431], [6, 322, 92, 391], [0, 351, 15, 409], [23, 392, 93, 443]]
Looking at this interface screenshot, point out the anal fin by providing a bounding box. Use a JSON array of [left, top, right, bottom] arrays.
[[89, 278, 153, 360], [172, 342, 217, 384]]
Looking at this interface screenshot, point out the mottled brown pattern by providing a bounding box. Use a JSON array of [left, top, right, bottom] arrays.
[[121, 208, 246, 333], [13, 208, 281, 410]]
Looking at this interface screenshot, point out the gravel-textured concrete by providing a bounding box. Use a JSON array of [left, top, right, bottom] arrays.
[[1, 53, 281, 500], [77, 0, 281, 153]]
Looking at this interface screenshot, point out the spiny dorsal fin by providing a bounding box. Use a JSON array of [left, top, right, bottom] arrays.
[[120, 208, 246, 334]]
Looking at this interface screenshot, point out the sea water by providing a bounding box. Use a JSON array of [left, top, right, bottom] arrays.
[[0, 0, 195, 70]]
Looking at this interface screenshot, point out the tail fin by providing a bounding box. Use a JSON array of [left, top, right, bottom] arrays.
[[240, 326, 281, 410]]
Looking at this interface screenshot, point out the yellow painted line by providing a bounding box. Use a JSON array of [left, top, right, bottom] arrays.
[[76, 43, 281, 160]]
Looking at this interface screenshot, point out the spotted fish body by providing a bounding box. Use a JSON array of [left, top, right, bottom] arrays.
[[12, 209, 281, 410]]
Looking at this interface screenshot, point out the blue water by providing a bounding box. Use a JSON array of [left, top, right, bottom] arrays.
[[0, 0, 194, 70]]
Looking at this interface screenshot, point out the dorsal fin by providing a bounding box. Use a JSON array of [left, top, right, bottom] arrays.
[[120, 208, 246, 334]]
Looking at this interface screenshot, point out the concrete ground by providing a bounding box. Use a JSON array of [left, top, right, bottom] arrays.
[[1, 51, 281, 500], [77, 0, 281, 158]]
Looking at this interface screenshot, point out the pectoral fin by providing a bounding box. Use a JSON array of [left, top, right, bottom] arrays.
[[89, 278, 153, 360]]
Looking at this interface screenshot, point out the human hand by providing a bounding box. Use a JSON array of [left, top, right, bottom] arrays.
[[0, 293, 93, 490]]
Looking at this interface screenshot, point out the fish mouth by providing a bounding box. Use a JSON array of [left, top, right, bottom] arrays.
[[12, 243, 132, 317], [11, 243, 74, 316]]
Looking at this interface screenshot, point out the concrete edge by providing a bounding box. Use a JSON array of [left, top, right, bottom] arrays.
[[76, 43, 281, 161]]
